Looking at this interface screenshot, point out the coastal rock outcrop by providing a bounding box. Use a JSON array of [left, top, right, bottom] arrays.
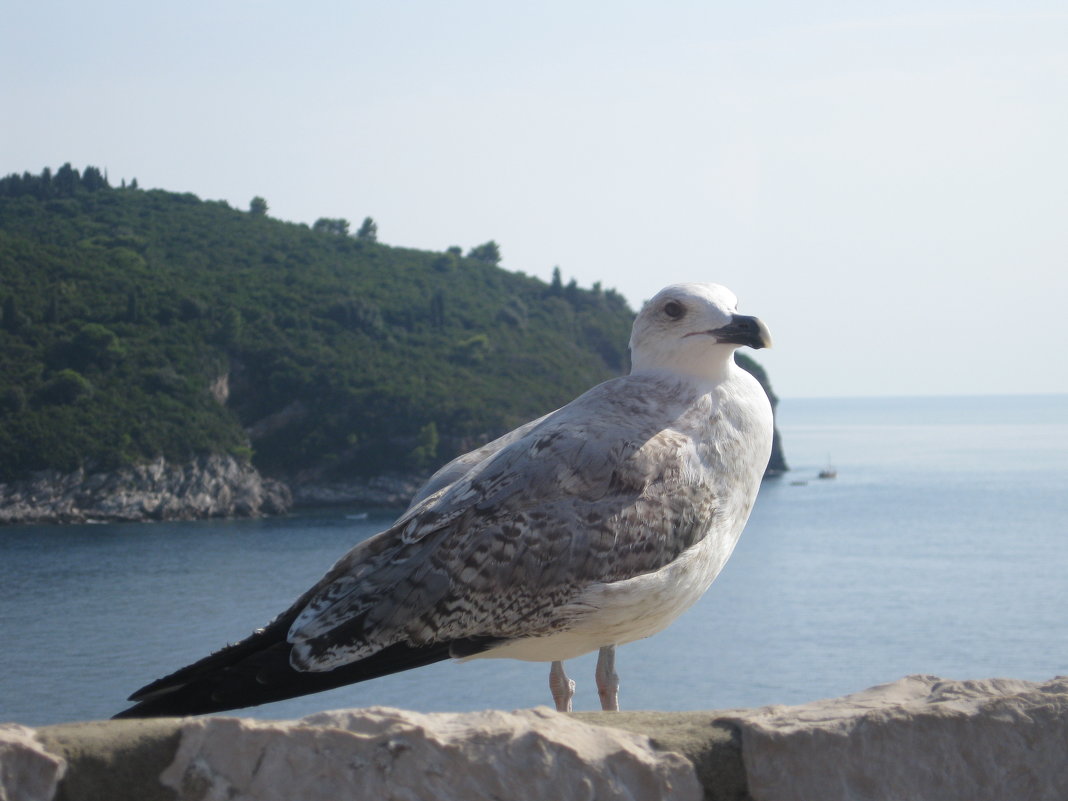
[[9, 675, 1068, 801], [0, 455, 291, 525], [288, 472, 426, 508]]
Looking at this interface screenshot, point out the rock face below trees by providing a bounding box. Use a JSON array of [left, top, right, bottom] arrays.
[[6, 675, 1068, 801], [0, 455, 291, 525], [288, 473, 426, 509]]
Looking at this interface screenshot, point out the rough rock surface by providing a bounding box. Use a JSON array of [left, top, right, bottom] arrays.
[[0, 724, 66, 801], [576, 709, 750, 801], [0, 455, 291, 525], [725, 674, 1068, 801], [30, 708, 699, 801], [8, 676, 1068, 801], [161, 706, 700, 801], [289, 472, 426, 508]]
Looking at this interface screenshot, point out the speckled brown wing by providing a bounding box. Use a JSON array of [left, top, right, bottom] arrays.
[[287, 375, 719, 671]]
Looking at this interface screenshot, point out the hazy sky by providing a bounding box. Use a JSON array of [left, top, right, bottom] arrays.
[[5, 1, 1066, 397]]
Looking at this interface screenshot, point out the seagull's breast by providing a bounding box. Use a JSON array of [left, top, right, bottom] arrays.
[[473, 367, 773, 664], [472, 523, 737, 663]]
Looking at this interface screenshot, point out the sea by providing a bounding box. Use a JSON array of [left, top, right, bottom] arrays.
[[2, 394, 1066, 726]]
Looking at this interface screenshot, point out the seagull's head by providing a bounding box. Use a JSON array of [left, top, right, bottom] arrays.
[[629, 283, 772, 380]]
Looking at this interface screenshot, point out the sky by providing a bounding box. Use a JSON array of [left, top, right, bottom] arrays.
[[4, 1, 1067, 398]]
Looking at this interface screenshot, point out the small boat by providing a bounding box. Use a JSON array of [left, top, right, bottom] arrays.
[[818, 456, 837, 479]]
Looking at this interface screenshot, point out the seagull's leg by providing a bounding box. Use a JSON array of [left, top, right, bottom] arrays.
[[595, 645, 620, 711], [549, 660, 576, 712]]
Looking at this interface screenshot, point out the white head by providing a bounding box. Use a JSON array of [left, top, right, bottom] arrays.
[[629, 283, 772, 380]]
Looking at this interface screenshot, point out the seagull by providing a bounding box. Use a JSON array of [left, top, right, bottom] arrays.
[[114, 282, 773, 718]]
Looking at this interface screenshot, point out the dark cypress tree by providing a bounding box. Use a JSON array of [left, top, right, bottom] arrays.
[[54, 163, 79, 195], [429, 290, 445, 328], [550, 266, 563, 295], [40, 167, 53, 198]]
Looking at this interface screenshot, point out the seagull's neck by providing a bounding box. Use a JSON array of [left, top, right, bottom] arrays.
[[630, 340, 739, 383], [630, 359, 736, 393]]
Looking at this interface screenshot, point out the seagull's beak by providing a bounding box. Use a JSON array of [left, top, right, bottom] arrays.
[[714, 314, 773, 349]]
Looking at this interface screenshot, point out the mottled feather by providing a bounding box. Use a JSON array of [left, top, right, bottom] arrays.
[[287, 369, 761, 671]]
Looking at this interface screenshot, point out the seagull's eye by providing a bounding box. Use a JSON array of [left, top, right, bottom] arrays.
[[663, 301, 685, 320]]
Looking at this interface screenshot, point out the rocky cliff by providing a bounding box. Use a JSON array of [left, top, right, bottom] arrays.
[[0, 455, 291, 526], [5, 675, 1067, 801]]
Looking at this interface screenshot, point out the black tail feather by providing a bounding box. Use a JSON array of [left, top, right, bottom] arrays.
[[113, 638, 455, 719]]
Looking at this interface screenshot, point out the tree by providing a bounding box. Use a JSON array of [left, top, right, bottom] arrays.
[[565, 278, 579, 301], [429, 290, 445, 328], [466, 240, 501, 265], [313, 218, 350, 236], [54, 163, 79, 196], [71, 323, 123, 368], [81, 166, 108, 192], [125, 290, 139, 323], [2, 296, 26, 332], [35, 369, 92, 406], [452, 332, 491, 364], [44, 293, 59, 324], [249, 196, 269, 216], [0, 387, 26, 414], [410, 421, 440, 469], [432, 254, 453, 272], [356, 217, 378, 242], [219, 308, 243, 345], [550, 266, 563, 294]]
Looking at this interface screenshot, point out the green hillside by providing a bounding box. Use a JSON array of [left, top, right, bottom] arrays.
[[0, 165, 640, 483], [0, 164, 786, 488]]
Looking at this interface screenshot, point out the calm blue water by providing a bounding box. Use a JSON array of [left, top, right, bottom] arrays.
[[2, 395, 1066, 726]]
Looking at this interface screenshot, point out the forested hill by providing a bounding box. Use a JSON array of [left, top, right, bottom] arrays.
[[0, 164, 783, 493]]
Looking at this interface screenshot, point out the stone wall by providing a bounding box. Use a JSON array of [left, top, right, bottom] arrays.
[[4, 675, 1067, 801]]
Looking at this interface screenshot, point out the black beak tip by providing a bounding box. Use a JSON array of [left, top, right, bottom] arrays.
[[719, 315, 773, 349]]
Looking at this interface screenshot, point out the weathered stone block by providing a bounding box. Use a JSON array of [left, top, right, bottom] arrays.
[[159, 706, 701, 801], [725, 675, 1068, 801], [0, 724, 66, 801]]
